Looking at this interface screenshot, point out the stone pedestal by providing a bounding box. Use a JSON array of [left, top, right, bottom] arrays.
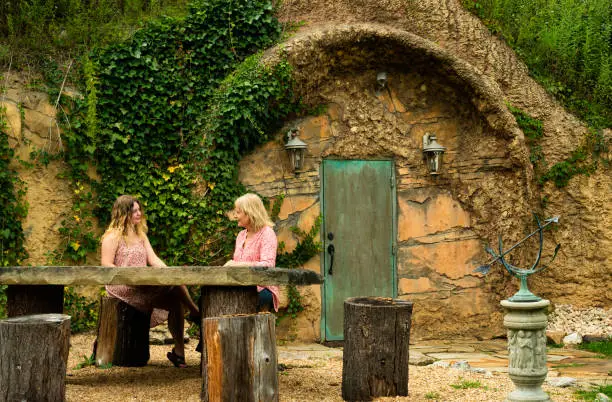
[[501, 299, 550, 402]]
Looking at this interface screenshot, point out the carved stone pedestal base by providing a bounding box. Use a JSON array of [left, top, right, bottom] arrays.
[[501, 299, 550, 402]]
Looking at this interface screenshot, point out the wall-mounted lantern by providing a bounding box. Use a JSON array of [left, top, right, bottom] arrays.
[[422, 132, 446, 175], [285, 127, 308, 172], [376, 71, 388, 95]]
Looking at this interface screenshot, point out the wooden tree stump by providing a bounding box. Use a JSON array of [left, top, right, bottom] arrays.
[[202, 313, 277, 402], [7, 285, 64, 317], [198, 286, 258, 369], [0, 314, 70, 402], [342, 297, 414, 401], [94, 296, 151, 367]]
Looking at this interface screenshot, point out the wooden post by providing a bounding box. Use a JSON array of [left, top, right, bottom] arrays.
[[0, 314, 71, 402], [7, 285, 64, 317], [94, 296, 150, 367], [342, 297, 413, 401], [202, 313, 277, 402]]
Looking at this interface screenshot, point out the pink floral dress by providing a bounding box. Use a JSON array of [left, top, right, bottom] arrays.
[[105, 239, 171, 327], [233, 226, 279, 311]]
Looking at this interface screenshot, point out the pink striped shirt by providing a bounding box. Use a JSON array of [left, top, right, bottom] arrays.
[[233, 226, 279, 311]]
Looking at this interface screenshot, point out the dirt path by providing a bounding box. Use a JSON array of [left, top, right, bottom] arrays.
[[65, 334, 583, 401]]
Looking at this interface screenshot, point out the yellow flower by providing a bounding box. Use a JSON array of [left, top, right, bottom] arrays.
[[208, 182, 215, 190], [167, 165, 179, 173], [162, 173, 170, 181], [70, 241, 80, 251], [74, 216, 81, 223]]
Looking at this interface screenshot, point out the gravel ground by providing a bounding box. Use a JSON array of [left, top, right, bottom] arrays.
[[66, 334, 580, 401]]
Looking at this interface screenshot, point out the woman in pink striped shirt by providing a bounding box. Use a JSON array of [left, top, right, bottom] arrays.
[[224, 193, 279, 312]]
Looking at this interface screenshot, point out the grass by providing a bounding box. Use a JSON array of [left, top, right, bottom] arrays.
[[425, 391, 441, 399], [574, 384, 612, 401], [577, 339, 612, 358], [73, 354, 95, 370], [450, 378, 484, 389]]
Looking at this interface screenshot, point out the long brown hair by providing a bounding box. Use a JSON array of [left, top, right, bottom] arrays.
[[103, 195, 148, 240]]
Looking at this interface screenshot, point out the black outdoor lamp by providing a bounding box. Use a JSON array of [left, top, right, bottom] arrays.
[[422, 132, 446, 175], [285, 127, 308, 172]]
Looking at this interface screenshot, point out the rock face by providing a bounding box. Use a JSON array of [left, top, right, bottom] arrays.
[[1, 72, 74, 265], [2, 0, 610, 341]]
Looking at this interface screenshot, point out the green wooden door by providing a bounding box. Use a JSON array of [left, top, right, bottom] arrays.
[[321, 159, 396, 341]]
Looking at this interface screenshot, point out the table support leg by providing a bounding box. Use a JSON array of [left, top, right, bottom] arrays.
[[7, 285, 64, 317]]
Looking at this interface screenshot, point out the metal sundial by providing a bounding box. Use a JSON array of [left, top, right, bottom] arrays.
[[475, 214, 561, 302]]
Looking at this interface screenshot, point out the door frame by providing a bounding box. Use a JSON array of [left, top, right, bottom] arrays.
[[319, 158, 398, 342]]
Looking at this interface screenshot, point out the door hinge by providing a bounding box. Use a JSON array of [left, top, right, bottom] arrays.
[[390, 175, 395, 188]]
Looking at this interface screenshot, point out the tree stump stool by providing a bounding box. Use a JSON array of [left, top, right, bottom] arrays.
[[198, 286, 258, 369], [0, 314, 70, 402], [342, 297, 414, 401], [202, 313, 277, 402], [94, 296, 151, 367]]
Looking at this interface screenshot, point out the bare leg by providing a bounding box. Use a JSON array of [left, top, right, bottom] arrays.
[[167, 302, 185, 357], [176, 285, 199, 316]]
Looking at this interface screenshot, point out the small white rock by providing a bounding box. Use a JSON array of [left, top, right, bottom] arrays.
[[451, 360, 471, 370], [563, 332, 583, 345], [546, 377, 577, 388]]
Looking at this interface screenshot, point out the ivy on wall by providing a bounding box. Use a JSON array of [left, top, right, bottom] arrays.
[[61, 0, 299, 266], [509, 105, 609, 188], [3, 0, 317, 325], [0, 98, 29, 318]]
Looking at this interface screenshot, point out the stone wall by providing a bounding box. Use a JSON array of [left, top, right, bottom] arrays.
[[240, 56, 538, 339], [272, 0, 611, 313], [237, 0, 611, 341]]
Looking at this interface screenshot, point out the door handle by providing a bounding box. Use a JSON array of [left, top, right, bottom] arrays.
[[327, 244, 335, 275]]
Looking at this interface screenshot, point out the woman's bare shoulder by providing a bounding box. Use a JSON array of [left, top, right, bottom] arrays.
[[102, 229, 122, 244]]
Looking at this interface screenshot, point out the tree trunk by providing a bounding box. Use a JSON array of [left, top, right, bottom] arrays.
[[0, 314, 71, 402], [202, 313, 277, 402], [199, 286, 258, 393], [342, 297, 413, 401], [7, 285, 64, 317], [94, 296, 150, 367]]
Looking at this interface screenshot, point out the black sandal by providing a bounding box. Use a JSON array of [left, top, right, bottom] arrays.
[[167, 349, 187, 368]]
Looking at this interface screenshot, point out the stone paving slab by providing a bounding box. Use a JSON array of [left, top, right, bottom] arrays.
[[278, 340, 610, 381], [427, 352, 498, 361]]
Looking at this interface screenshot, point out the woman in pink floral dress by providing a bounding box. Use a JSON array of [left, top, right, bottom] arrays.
[[224, 193, 279, 312], [101, 195, 200, 368]]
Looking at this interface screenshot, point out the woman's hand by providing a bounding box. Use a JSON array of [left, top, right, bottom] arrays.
[[224, 260, 250, 267]]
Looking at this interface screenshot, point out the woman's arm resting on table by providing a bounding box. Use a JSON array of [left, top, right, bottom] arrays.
[[144, 235, 167, 267]]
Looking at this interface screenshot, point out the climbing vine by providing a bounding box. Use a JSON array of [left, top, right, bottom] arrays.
[[508, 105, 546, 174], [509, 105, 610, 188], [0, 92, 29, 318], [276, 216, 322, 318], [57, 0, 300, 268]]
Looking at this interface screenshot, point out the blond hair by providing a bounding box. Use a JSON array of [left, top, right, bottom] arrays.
[[103, 195, 148, 241], [235, 193, 273, 232]]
